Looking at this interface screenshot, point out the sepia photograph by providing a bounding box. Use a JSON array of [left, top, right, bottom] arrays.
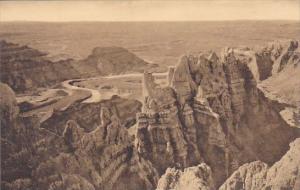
[[0, 0, 299, 189]]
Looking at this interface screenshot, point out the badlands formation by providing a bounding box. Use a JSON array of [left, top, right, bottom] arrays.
[[1, 40, 300, 190]]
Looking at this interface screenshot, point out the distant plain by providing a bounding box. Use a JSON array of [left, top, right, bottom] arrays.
[[1, 21, 299, 66]]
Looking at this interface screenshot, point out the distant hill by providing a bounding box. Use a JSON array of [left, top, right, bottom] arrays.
[[72, 46, 158, 76]]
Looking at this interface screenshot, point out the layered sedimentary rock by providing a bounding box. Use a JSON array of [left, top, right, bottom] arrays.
[[153, 40, 300, 189], [136, 40, 300, 187], [220, 138, 300, 190], [156, 163, 215, 190], [136, 70, 202, 174], [136, 57, 228, 185], [197, 46, 299, 185]]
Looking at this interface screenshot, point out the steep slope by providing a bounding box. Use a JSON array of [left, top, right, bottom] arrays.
[[234, 40, 300, 121], [219, 138, 300, 190], [156, 138, 300, 190]]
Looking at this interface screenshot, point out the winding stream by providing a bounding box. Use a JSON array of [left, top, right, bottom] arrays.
[[62, 72, 168, 103]]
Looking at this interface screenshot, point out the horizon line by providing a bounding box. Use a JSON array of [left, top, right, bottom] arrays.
[[1, 19, 299, 23]]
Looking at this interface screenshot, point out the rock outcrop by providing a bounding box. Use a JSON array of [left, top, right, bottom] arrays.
[[156, 163, 215, 190], [136, 70, 202, 175], [219, 138, 300, 190], [136, 40, 300, 187]]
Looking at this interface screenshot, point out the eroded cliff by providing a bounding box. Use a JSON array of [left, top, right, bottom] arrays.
[[136, 40, 300, 187]]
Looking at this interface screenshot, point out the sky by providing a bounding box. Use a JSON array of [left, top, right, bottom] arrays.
[[0, 0, 299, 22]]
